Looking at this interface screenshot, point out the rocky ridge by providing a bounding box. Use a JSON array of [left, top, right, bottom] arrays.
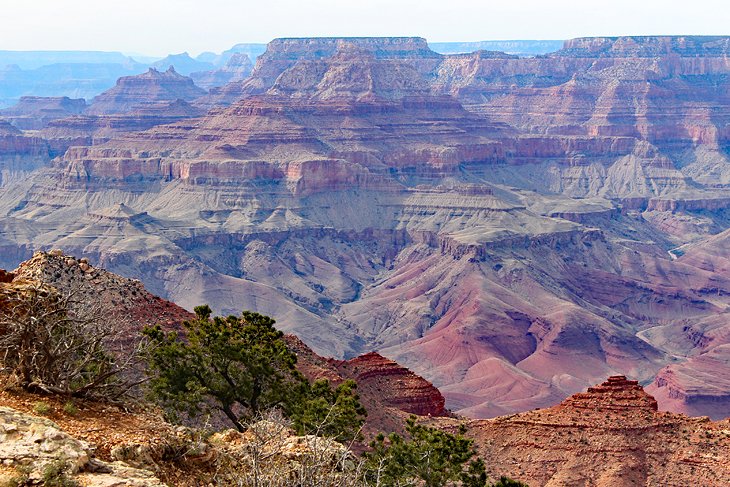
[[0, 68, 209, 160], [201, 36, 442, 107], [3, 255, 729, 485], [40, 98, 206, 147], [190, 53, 253, 90], [444, 376, 730, 486], [85, 67, 207, 116], [0, 96, 87, 130], [434, 35, 730, 196], [286, 335, 450, 435], [9, 250, 194, 333], [1, 252, 451, 437]]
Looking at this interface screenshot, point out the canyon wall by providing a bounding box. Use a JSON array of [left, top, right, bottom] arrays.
[[1, 36, 730, 419]]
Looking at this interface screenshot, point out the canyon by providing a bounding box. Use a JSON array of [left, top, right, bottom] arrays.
[[1, 253, 728, 486], [1, 35, 730, 424]]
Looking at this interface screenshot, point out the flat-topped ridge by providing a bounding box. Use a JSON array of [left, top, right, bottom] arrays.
[[559, 35, 730, 57], [261, 37, 441, 60]]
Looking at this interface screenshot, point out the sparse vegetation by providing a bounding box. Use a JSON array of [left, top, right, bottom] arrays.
[[1, 465, 31, 487], [41, 459, 80, 487], [0, 289, 526, 487], [363, 415, 487, 487], [143, 305, 367, 442], [32, 400, 51, 416], [290, 378, 367, 442], [62, 401, 79, 416], [140, 305, 529, 485], [214, 409, 365, 487], [0, 282, 144, 401]]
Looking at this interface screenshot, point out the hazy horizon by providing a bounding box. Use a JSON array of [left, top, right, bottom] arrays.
[[3, 0, 728, 57]]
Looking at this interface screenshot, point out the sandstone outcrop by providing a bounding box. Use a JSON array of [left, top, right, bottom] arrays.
[[285, 335, 449, 436], [0, 96, 87, 130], [334, 351, 449, 417], [86, 67, 206, 115], [449, 376, 730, 486]]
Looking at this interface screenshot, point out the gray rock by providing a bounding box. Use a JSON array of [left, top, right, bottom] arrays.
[[0, 406, 166, 486]]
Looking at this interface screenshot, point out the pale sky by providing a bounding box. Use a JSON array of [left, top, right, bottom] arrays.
[[1, 0, 728, 56]]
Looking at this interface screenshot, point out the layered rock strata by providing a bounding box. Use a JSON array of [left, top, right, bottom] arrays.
[[190, 53, 253, 89], [452, 376, 730, 486], [0, 96, 86, 130], [0, 120, 51, 186], [85, 67, 206, 115], [2, 36, 730, 420], [285, 335, 449, 436]]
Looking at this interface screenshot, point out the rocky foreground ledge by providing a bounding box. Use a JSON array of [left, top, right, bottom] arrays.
[[0, 405, 165, 486]]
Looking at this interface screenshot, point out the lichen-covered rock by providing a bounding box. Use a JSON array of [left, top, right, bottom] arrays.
[[0, 406, 89, 473], [0, 406, 166, 486]]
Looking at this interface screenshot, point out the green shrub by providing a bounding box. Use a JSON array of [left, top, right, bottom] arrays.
[[363, 416, 487, 487], [492, 476, 529, 487], [41, 459, 80, 487], [33, 401, 51, 416], [62, 401, 79, 416], [143, 306, 304, 431], [289, 378, 367, 443]]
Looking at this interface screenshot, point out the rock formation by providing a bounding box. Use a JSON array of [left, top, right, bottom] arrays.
[[0, 119, 51, 186], [0, 96, 86, 130], [286, 335, 450, 435], [34, 68, 207, 148], [151, 52, 214, 76], [334, 352, 449, 417], [85, 67, 206, 115], [200, 36, 442, 107], [0, 58, 146, 109], [434, 35, 730, 196], [1, 253, 449, 434], [6, 250, 193, 333], [453, 376, 730, 486], [190, 53, 253, 89], [0, 406, 166, 486], [41, 98, 205, 146]]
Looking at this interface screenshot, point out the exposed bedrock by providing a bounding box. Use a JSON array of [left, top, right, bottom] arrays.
[[458, 375, 730, 486], [3, 35, 730, 420]]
